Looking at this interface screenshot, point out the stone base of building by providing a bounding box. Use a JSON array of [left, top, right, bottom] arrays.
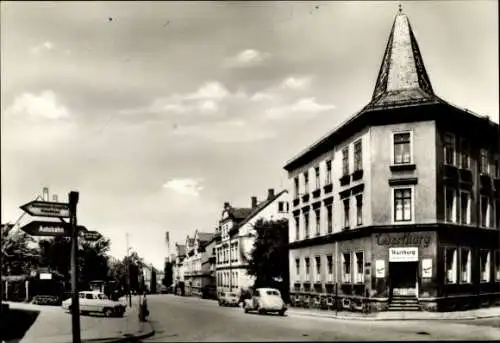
[[289, 292, 500, 313]]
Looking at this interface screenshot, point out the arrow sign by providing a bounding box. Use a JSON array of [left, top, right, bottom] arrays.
[[82, 230, 101, 241], [20, 221, 71, 237], [20, 201, 70, 218]]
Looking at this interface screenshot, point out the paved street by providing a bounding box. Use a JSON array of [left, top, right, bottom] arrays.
[[143, 294, 500, 342]]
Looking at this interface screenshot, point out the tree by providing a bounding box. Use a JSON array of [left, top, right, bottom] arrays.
[[1, 224, 38, 275], [163, 260, 173, 288], [247, 218, 290, 301]]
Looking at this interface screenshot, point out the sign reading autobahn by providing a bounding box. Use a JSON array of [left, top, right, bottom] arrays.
[[20, 220, 71, 237], [20, 200, 70, 218]]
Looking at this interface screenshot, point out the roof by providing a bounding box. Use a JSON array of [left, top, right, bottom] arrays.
[[176, 244, 186, 256], [283, 8, 478, 171], [198, 232, 214, 243], [228, 207, 253, 220], [229, 190, 287, 236]]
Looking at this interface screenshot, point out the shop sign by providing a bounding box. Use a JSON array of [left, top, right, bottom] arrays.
[[375, 260, 385, 278], [389, 247, 418, 262], [376, 233, 431, 248]]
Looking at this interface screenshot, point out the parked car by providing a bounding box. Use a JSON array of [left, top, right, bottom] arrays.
[[243, 288, 287, 316], [218, 291, 239, 307], [61, 291, 126, 317]]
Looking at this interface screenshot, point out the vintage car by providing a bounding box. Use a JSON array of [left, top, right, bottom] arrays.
[[218, 291, 239, 307], [243, 288, 287, 315], [62, 291, 126, 317]]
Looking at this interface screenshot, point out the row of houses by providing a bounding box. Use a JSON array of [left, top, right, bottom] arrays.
[[171, 8, 499, 312], [171, 189, 289, 298]]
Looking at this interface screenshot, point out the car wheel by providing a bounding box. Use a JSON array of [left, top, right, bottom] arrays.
[[218, 300, 223, 306], [103, 308, 113, 317], [68, 305, 72, 313], [279, 310, 286, 316]]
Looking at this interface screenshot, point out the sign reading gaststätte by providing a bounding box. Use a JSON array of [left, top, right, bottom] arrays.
[[20, 200, 70, 218]]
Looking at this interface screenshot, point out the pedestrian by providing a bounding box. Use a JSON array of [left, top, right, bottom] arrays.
[[139, 292, 149, 322]]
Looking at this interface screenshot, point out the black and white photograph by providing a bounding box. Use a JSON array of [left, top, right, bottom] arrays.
[[1, 1, 499, 342]]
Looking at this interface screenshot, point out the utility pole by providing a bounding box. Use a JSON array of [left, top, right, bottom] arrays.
[[69, 191, 81, 343], [126, 233, 132, 307]]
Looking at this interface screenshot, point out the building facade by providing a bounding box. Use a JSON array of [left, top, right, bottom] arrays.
[[214, 188, 289, 298], [183, 231, 215, 296], [284, 8, 500, 312], [172, 243, 186, 295]]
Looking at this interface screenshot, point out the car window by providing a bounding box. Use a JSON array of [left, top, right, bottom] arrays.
[[98, 294, 108, 300], [255, 290, 261, 297], [79, 293, 85, 299], [85, 294, 93, 299], [266, 290, 280, 296]]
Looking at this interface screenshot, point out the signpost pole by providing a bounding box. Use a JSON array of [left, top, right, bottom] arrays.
[[69, 191, 81, 343]]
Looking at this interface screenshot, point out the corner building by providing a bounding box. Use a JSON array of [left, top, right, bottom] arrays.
[[284, 9, 500, 312]]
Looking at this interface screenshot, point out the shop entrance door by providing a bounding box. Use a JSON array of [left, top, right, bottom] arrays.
[[389, 262, 418, 297]]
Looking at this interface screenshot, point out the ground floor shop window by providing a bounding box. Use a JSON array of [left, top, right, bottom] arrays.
[[342, 253, 351, 283], [445, 247, 457, 284], [354, 252, 364, 283], [460, 248, 471, 284], [480, 250, 490, 283]]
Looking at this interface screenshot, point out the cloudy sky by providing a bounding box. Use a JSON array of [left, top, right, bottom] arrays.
[[1, 1, 498, 270]]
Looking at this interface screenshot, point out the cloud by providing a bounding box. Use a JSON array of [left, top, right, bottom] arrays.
[[264, 97, 336, 121], [163, 178, 204, 196], [173, 119, 276, 143], [225, 49, 270, 68], [29, 41, 55, 54], [5, 90, 70, 120], [121, 81, 230, 116], [279, 76, 313, 90]]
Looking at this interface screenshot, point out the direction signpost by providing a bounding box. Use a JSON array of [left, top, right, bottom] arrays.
[[82, 230, 101, 241], [20, 192, 82, 343]]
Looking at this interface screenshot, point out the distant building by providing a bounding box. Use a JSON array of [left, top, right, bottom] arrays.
[[284, 8, 499, 312], [183, 230, 215, 296], [172, 243, 186, 294], [214, 188, 289, 297]]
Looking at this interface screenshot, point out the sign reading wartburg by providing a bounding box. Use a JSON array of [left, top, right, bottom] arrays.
[[20, 200, 70, 218]]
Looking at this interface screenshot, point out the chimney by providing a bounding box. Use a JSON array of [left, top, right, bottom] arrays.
[[267, 188, 275, 200], [224, 202, 230, 209], [251, 196, 258, 209]]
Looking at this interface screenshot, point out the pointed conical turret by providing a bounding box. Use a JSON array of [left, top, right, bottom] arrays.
[[365, 6, 440, 110]]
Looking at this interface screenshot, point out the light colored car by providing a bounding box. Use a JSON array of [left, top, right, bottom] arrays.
[[218, 291, 239, 307], [243, 288, 287, 316], [62, 291, 126, 317]]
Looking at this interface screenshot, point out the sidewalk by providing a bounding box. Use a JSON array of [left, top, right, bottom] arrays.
[[6, 296, 154, 343], [287, 305, 500, 321]]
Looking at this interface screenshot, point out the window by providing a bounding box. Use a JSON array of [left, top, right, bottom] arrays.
[[325, 160, 332, 185], [460, 192, 471, 225], [315, 256, 321, 275], [460, 139, 470, 169], [315, 208, 321, 236], [495, 251, 500, 281], [445, 247, 457, 284], [355, 252, 364, 283], [326, 204, 333, 234], [445, 187, 457, 223], [294, 215, 300, 241], [342, 253, 351, 283], [480, 149, 489, 174], [327, 255, 333, 275], [305, 257, 310, 275], [480, 196, 489, 227], [315, 167, 320, 190], [460, 248, 471, 283], [480, 250, 490, 283], [354, 140, 362, 171], [85, 294, 93, 300], [342, 147, 349, 176], [295, 258, 300, 276], [278, 201, 288, 213], [394, 188, 412, 222], [393, 132, 411, 164], [304, 172, 309, 194], [278, 202, 284, 212], [294, 177, 299, 198], [355, 194, 363, 226], [343, 198, 350, 228], [444, 133, 455, 165], [304, 212, 310, 239]]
